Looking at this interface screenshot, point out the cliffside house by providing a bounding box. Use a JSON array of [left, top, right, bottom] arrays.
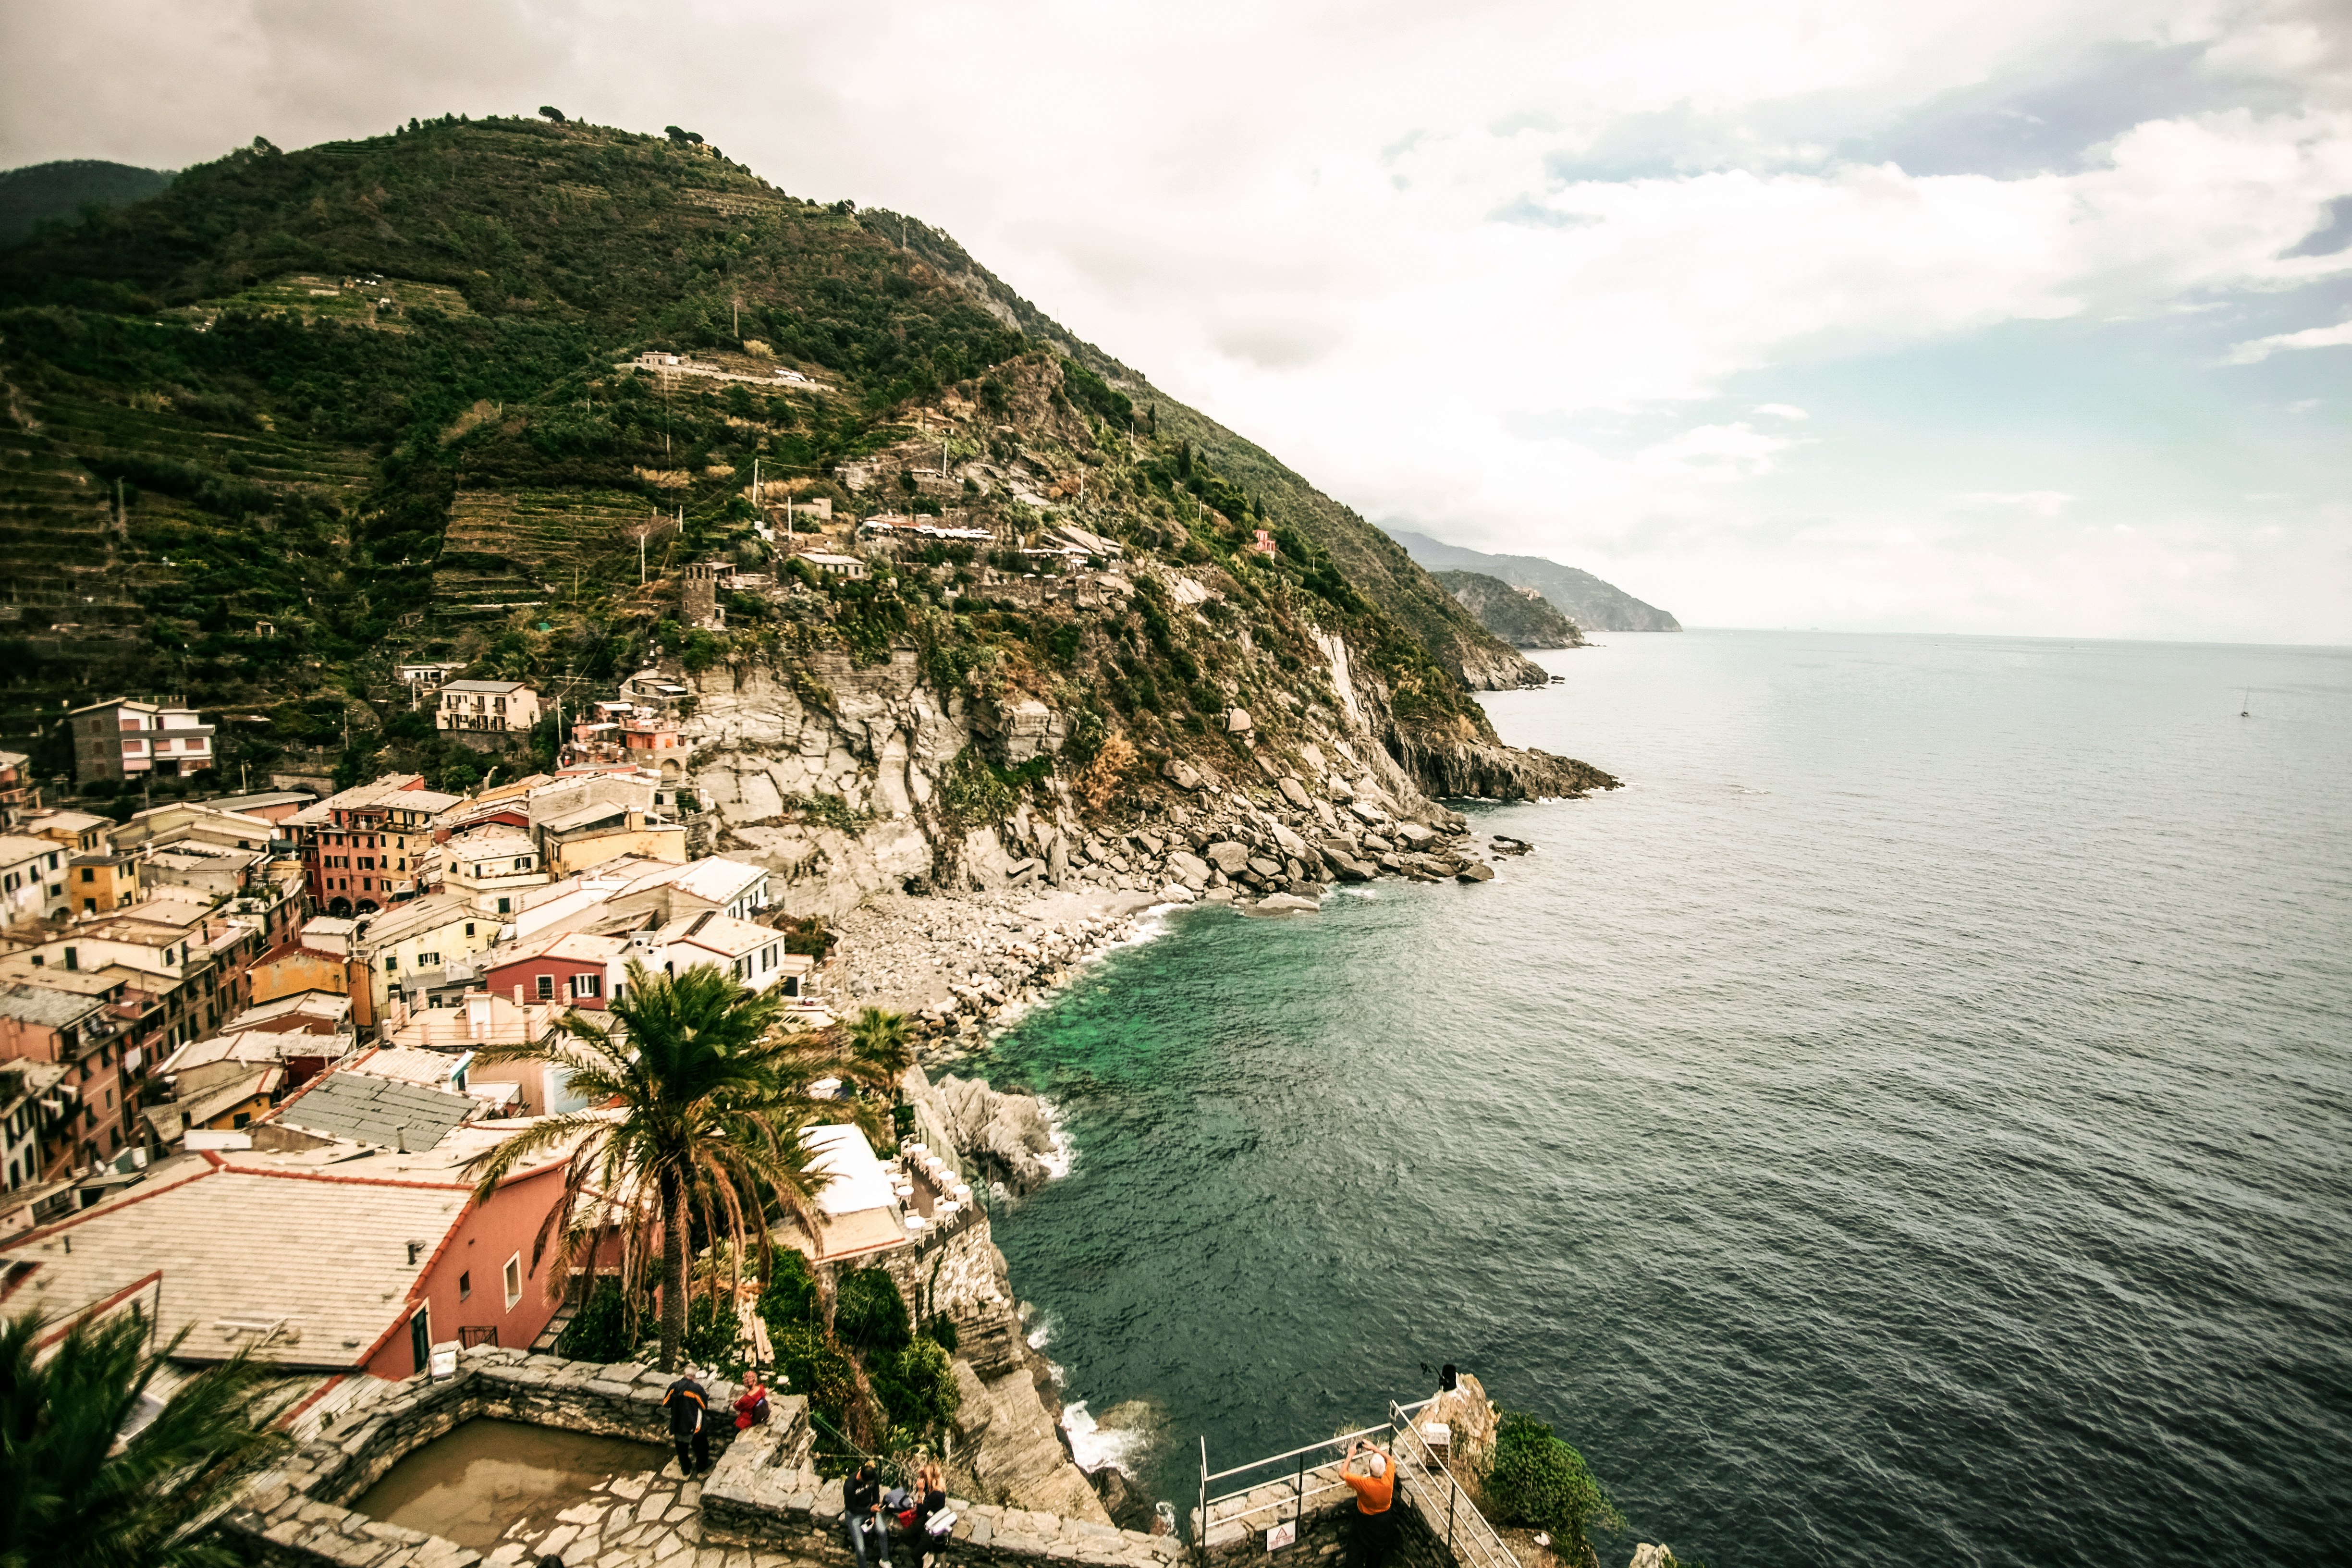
[[437, 679, 542, 735], [783, 1123, 912, 1265], [0, 1060, 65, 1195], [68, 697, 215, 783], [791, 550, 869, 581], [397, 662, 468, 695], [0, 980, 130, 1177], [651, 911, 810, 996], [65, 852, 141, 917], [202, 790, 318, 825], [26, 808, 111, 857], [382, 991, 577, 1116], [343, 893, 502, 1027], [0, 751, 35, 828]]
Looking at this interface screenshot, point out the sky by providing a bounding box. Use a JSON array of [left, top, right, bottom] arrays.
[[3, 0, 2349, 643]]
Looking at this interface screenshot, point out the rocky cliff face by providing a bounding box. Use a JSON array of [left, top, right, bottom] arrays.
[[677, 600, 1613, 916]]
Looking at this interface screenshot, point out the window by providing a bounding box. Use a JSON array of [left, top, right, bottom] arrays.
[[80, 868, 93, 883], [503, 1254, 523, 1310], [465, 923, 476, 937], [536, 974, 554, 1001], [459, 1270, 472, 1301], [496, 897, 511, 915], [385, 957, 398, 974], [572, 973, 601, 999], [232, 1111, 251, 1129]]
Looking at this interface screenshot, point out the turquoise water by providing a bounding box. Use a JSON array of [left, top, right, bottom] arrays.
[[981, 631, 2352, 1568]]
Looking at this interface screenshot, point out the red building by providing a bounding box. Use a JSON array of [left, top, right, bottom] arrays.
[[480, 931, 631, 1010]]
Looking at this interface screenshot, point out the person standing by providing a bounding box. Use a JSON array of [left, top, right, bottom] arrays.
[[844, 1461, 893, 1568], [1337, 1439, 1396, 1568], [909, 1461, 950, 1568], [662, 1373, 711, 1475]]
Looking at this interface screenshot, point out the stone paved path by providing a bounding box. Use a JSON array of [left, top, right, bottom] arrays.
[[481, 1459, 817, 1568]]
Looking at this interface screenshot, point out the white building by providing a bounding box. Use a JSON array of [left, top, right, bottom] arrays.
[[437, 680, 542, 735]]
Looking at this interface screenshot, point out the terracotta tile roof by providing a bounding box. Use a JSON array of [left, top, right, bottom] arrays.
[[0, 1157, 469, 1368]]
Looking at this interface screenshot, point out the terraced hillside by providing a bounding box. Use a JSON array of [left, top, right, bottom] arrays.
[[435, 488, 655, 613], [0, 113, 1561, 800]]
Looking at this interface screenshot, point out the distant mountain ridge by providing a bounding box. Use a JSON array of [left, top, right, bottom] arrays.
[[1433, 570, 1585, 649], [1386, 530, 1681, 632], [0, 160, 174, 246]]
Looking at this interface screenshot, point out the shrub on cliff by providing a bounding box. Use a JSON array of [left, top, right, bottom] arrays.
[[1483, 1410, 1622, 1561], [759, 1249, 822, 1332], [772, 1321, 861, 1459], [870, 1335, 961, 1447], [835, 1266, 912, 1353]]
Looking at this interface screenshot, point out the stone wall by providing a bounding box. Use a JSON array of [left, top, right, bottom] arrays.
[[701, 1414, 1176, 1568], [875, 1190, 1010, 1329], [223, 1348, 747, 1568]]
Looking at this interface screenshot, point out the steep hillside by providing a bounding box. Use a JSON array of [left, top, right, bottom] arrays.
[[1390, 529, 1682, 632], [1433, 571, 1585, 649], [0, 160, 174, 245], [857, 211, 1548, 693], [0, 115, 1612, 891]]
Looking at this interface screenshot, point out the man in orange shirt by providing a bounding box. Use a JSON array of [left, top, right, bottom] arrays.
[[1337, 1439, 1396, 1568]]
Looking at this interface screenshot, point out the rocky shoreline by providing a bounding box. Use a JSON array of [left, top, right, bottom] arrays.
[[830, 762, 1541, 1044]]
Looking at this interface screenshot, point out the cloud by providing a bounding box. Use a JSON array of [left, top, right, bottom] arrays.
[[1752, 403, 1811, 418], [2223, 314, 2352, 363], [1640, 421, 1812, 479], [1962, 490, 2080, 515]]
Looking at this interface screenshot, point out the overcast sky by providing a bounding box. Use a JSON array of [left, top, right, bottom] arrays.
[[5, 0, 2349, 642]]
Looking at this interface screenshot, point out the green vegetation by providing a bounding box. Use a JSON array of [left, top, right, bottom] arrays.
[[1482, 1410, 1623, 1563], [0, 1308, 286, 1568], [758, 1257, 958, 1460]]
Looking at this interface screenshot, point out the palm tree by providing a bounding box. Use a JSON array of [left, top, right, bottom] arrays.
[[465, 958, 835, 1373], [0, 1309, 285, 1568], [844, 1006, 918, 1100]]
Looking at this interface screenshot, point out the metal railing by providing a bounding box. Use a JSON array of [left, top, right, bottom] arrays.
[[1384, 1400, 1517, 1568], [1192, 1398, 1515, 1568]]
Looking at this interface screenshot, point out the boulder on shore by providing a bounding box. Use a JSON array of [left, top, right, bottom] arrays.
[[926, 1073, 1059, 1193], [1246, 892, 1320, 915]]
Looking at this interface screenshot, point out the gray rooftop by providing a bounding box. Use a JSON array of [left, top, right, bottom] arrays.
[[275, 1071, 477, 1150], [0, 985, 104, 1029]]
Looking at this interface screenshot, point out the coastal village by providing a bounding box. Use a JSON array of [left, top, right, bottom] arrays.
[[0, 593, 1549, 1568]]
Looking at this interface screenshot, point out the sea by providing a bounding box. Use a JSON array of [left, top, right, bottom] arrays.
[[976, 630, 2352, 1568]]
